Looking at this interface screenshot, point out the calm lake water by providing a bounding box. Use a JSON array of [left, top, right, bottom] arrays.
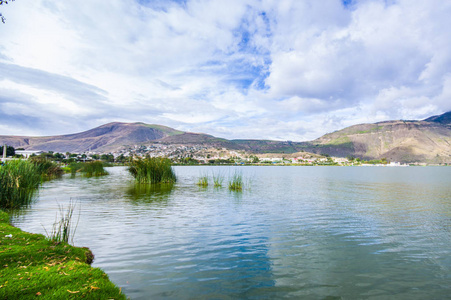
[[12, 166, 451, 299]]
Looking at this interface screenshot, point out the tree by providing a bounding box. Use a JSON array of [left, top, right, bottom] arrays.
[[100, 154, 114, 162], [0, 0, 15, 24], [0, 145, 15, 156]]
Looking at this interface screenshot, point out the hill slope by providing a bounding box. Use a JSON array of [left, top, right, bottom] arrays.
[[1, 111, 450, 163], [0, 122, 184, 153], [302, 112, 451, 163], [0, 122, 302, 154]]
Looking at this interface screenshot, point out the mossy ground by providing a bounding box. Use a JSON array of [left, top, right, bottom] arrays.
[[0, 210, 126, 299]]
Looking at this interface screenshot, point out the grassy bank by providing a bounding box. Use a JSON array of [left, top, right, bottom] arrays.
[[0, 210, 125, 299]]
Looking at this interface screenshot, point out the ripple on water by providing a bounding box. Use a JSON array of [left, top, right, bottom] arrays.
[[11, 166, 451, 299]]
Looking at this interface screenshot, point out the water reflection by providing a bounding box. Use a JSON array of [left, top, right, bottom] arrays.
[[126, 183, 175, 203]]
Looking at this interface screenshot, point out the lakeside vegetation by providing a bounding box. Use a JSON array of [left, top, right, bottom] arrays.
[[0, 210, 125, 299], [0, 158, 64, 209], [0, 160, 41, 209], [228, 173, 243, 191], [212, 172, 224, 187], [195, 172, 246, 191], [29, 157, 64, 180], [65, 161, 109, 177], [128, 156, 176, 184], [0, 158, 124, 298], [196, 174, 209, 187], [44, 201, 78, 245]]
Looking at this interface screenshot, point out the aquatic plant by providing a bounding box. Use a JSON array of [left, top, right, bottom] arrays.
[[44, 200, 79, 245], [81, 161, 109, 177], [212, 172, 224, 187], [66, 161, 108, 177], [228, 172, 243, 191], [196, 174, 209, 187], [128, 157, 176, 184], [29, 157, 64, 179], [0, 160, 41, 209]]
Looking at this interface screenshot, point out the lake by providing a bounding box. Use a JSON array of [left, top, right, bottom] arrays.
[[11, 166, 451, 299]]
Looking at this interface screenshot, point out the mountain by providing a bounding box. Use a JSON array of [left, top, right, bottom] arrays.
[[1, 111, 450, 163], [0, 122, 184, 153], [424, 111, 451, 125], [0, 122, 302, 154], [301, 111, 451, 163]]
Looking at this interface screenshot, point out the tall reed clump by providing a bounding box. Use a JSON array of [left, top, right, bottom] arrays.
[[81, 161, 109, 177], [128, 157, 176, 184], [67, 161, 108, 177], [44, 200, 79, 244], [0, 160, 41, 209], [228, 172, 243, 191], [29, 157, 64, 180]]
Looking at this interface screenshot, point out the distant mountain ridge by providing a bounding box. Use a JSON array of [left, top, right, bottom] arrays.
[[0, 122, 184, 153], [301, 111, 451, 163], [0, 111, 450, 163], [424, 111, 451, 125]]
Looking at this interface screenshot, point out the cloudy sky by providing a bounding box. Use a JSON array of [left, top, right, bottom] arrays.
[[1, 0, 450, 141]]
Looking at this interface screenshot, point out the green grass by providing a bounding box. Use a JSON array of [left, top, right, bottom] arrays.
[[228, 173, 243, 191], [44, 201, 78, 245], [196, 175, 209, 187], [0, 210, 125, 299], [0, 160, 41, 209], [128, 157, 176, 184]]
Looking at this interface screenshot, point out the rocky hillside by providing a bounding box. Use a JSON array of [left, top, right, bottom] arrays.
[[302, 111, 451, 163]]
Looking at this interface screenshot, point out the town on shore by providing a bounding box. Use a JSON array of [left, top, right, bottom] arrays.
[[2, 143, 425, 166]]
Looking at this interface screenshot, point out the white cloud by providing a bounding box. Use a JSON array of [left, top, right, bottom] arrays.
[[1, 0, 450, 141]]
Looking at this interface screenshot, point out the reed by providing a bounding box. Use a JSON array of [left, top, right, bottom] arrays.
[[81, 161, 109, 177], [196, 175, 209, 187], [0, 160, 41, 209], [29, 157, 64, 179], [128, 157, 176, 184], [67, 161, 108, 177], [212, 172, 224, 187], [228, 172, 243, 191], [44, 200, 79, 244]]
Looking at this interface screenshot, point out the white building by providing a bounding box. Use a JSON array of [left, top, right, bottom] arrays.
[[15, 150, 44, 158]]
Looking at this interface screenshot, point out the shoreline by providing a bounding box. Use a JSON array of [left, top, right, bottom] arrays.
[[0, 210, 126, 299]]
